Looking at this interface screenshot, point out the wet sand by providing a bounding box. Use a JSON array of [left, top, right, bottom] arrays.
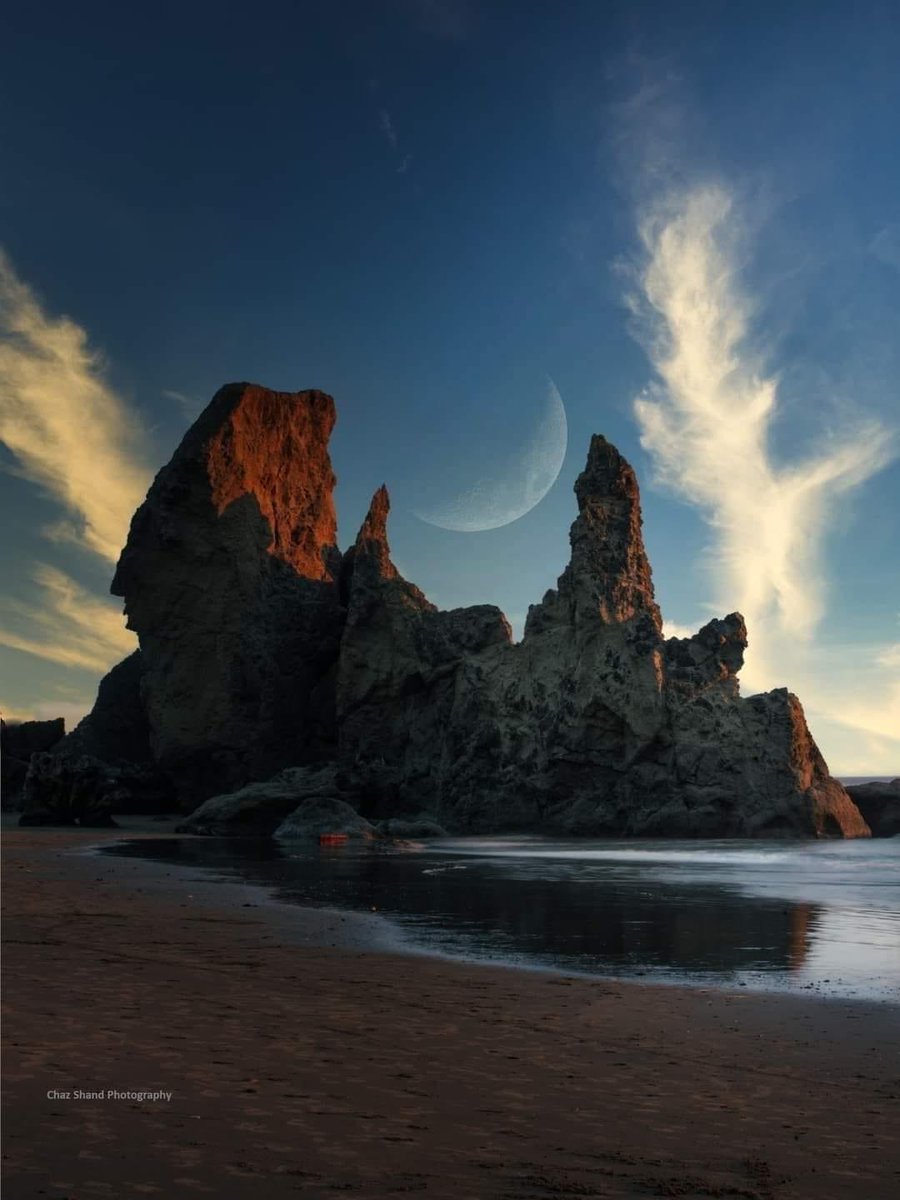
[[2, 824, 899, 1199]]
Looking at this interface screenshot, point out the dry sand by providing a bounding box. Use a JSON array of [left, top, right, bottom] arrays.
[[2, 823, 899, 1199]]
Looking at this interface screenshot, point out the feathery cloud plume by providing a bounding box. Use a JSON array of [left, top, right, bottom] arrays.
[[0, 249, 151, 563], [632, 184, 895, 673], [629, 183, 899, 770]]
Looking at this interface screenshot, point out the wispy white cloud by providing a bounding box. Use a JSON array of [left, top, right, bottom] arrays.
[[377, 109, 414, 175], [378, 109, 399, 151], [0, 564, 136, 673], [0, 249, 152, 562], [629, 183, 899, 771], [162, 388, 202, 421]]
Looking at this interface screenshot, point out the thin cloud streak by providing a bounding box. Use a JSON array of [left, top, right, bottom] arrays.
[[162, 388, 202, 420], [0, 249, 151, 562], [0, 698, 92, 730], [630, 183, 899, 767], [0, 564, 136, 673]]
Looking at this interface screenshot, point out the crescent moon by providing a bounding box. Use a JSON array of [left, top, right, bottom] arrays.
[[414, 380, 568, 532]]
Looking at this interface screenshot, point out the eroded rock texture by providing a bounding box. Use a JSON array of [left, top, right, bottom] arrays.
[[333, 436, 867, 838], [111, 383, 343, 799], [336, 485, 512, 822], [26, 381, 868, 837]]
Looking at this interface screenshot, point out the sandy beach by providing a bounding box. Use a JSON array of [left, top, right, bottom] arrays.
[[2, 824, 899, 1200]]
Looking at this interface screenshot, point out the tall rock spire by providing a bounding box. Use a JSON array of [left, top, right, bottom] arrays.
[[527, 435, 662, 636], [340, 485, 401, 592]]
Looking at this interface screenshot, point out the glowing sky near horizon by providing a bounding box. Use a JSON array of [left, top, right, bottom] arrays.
[[0, 0, 898, 773]]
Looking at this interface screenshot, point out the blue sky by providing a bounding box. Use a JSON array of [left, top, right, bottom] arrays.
[[1, 0, 898, 773]]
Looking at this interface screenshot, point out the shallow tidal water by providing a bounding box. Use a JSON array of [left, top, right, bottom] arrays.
[[106, 834, 900, 1003]]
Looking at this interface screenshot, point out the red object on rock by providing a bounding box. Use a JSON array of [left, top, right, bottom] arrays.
[[319, 833, 348, 846]]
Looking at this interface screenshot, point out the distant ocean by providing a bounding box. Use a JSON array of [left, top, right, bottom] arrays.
[[108, 832, 900, 1004], [839, 776, 897, 784]]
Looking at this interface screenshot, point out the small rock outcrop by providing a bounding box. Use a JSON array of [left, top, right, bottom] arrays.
[[19, 753, 117, 827], [1, 718, 65, 809], [178, 765, 360, 836], [845, 779, 900, 837], [274, 796, 376, 842], [21, 381, 869, 838]]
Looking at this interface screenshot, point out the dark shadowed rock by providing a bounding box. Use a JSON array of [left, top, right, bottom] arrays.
[[63, 651, 152, 765], [20, 381, 865, 839], [333, 436, 867, 839], [177, 765, 361, 836], [1, 717, 65, 757], [845, 779, 900, 837], [336, 485, 512, 817], [111, 383, 344, 801], [19, 754, 117, 827], [376, 816, 448, 839], [664, 614, 747, 693], [1, 718, 65, 809], [274, 796, 376, 841], [14, 655, 177, 817]]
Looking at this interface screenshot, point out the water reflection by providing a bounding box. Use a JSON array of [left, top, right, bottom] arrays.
[[789, 903, 813, 973], [108, 836, 899, 999], [106, 835, 900, 999]]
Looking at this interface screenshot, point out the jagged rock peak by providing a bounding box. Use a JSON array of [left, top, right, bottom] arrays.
[[531, 434, 662, 634], [665, 613, 747, 692], [342, 484, 435, 613], [114, 382, 340, 592], [350, 485, 398, 581]]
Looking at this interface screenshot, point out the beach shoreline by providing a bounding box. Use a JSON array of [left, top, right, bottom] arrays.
[[3, 822, 899, 1199]]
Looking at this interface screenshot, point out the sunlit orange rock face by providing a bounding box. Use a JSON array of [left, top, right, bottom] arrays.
[[111, 383, 343, 800], [204, 385, 338, 580]]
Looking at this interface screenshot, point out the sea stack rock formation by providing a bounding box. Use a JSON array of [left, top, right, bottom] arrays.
[[111, 383, 344, 799], [21, 381, 870, 838], [332, 435, 867, 837]]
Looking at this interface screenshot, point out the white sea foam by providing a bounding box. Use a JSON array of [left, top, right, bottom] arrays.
[[434, 840, 794, 868]]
